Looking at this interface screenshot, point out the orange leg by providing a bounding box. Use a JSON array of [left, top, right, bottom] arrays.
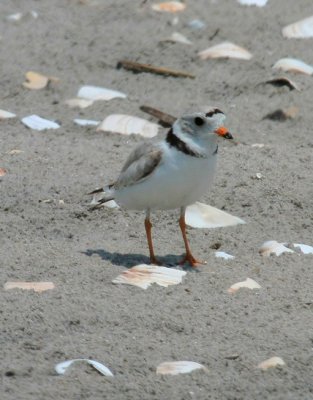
[[144, 211, 159, 265], [179, 208, 206, 268]]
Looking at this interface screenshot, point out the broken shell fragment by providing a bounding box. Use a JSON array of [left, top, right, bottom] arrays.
[[65, 98, 94, 109], [21, 115, 60, 130], [237, 0, 268, 6], [283, 16, 313, 39], [257, 357, 285, 370], [112, 264, 186, 290], [74, 119, 100, 127], [151, 2, 186, 13], [0, 168, 7, 177], [198, 42, 252, 60], [4, 281, 55, 292], [259, 241, 294, 256], [97, 114, 159, 138], [185, 202, 245, 229], [77, 86, 127, 101], [162, 32, 192, 45], [0, 109, 16, 119], [23, 71, 59, 90], [156, 361, 208, 375], [55, 359, 114, 376], [293, 243, 313, 254], [273, 58, 313, 75], [215, 251, 235, 260], [263, 106, 299, 122], [228, 278, 261, 293]]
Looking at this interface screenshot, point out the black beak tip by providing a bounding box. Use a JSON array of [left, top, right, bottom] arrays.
[[225, 132, 233, 140]]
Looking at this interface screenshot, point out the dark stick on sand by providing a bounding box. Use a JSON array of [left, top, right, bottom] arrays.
[[117, 60, 195, 79], [140, 106, 177, 127]]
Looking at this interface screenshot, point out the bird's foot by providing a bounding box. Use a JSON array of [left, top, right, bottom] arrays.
[[179, 253, 207, 268]]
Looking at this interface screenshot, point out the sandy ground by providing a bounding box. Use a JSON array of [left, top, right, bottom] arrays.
[[1, 0, 313, 399]]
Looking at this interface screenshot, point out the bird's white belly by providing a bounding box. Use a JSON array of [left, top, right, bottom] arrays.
[[115, 150, 217, 210]]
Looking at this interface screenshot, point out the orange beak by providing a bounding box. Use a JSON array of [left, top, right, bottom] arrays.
[[214, 126, 233, 140]]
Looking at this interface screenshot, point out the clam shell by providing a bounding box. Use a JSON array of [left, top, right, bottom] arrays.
[[237, 0, 268, 5], [151, 2, 186, 13], [156, 361, 208, 375], [97, 114, 159, 138], [293, 243, 313, 254], [259, 240, 294, 257], [0, 109, 16, 119], [198, 42, 252, 60], [112, 265, 186, 290], [21, 115, 60, 131], [55, 359, 114, 376], [273, 58, 313, 75], [228, 278, 261, 293], [162, 32, 192, 45], [283, 16, 313, 39], [77, 85, 126, 101], [4, 281, 55, 292], [257, 357, 285, 370]]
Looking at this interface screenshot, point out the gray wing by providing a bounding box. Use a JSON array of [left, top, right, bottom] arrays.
[[114, 142, 162, 189]]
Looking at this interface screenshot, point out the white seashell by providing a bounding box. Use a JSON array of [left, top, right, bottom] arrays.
[[257, 357, 285, 370], [185, 202, 245, 229], [156, 361, 208, 375], [74, 119, 100, 127], [273, 58, 313, 75], [293, 243, 313, 254], [228, 278, 261, 293], [163, 32, 192, 45], [215, 251, 235, 260], [66, 98, 94, 109], [237, 0, 268, 6], [187, 19, 206, 30], [21, 115, 60, 131], [55, 359, 114, 376], [251, 143, 265, 148], [0, 109, 16, 119], [23, 71, 59, 90], [6, 149, 23, 155], [77, 86, 127, 101], [6, 13, 23, 21], [151, 2, 186, 13], [112, 264, 186, 290], [259, 240, 294, 257], [4, 281, 55, 292], [283, 16, 313, 39], [198, 42, 252, 60], [97, 114, 159, 138]]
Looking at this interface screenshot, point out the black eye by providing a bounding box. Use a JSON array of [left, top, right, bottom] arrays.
[[194, 117, 204, 126]]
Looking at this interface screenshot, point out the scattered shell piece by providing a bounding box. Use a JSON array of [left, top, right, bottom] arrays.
[[251, 143, 265, 148], [6, 149, 23, 155], [228, 278, 261, 293], [21, 115, 60, 131], [255, 173, 263, 179], [6, 11, 38, 21], [4, 281, 55, 292], [259, 240, 294, 257], [293, 243, 313, 254], [198, 42, 252, 60], [23, 71, 59, 90], [185, 202, 245, 229], [65, 98, 94, 109], [97, 114, 159, 138], [237, 0, 268, 6], [151, 1, 186, 13], [257, 357, 285, 370], [283, 16, 313, 39], [156, 361, 208, 375], [112, 264, 186, 290], [264, 77, 300, 91], [77, 86, 127, 101], [0, 109, 16, 119], [187, 19, 206, 30], [215, 251, 235, 260], [0, 168, 7, 177], [162, 32, 192, 45], [273, 58, 313, 75], [55, 359, 113, 377], [263, 106, 299, 122], [74, 119, 100, 127]]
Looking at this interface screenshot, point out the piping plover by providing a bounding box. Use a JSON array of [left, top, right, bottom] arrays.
[[90, 108, 232, 267]]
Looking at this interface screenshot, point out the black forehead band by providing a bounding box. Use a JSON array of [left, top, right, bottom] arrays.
[[205, 108, 224, 118]]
